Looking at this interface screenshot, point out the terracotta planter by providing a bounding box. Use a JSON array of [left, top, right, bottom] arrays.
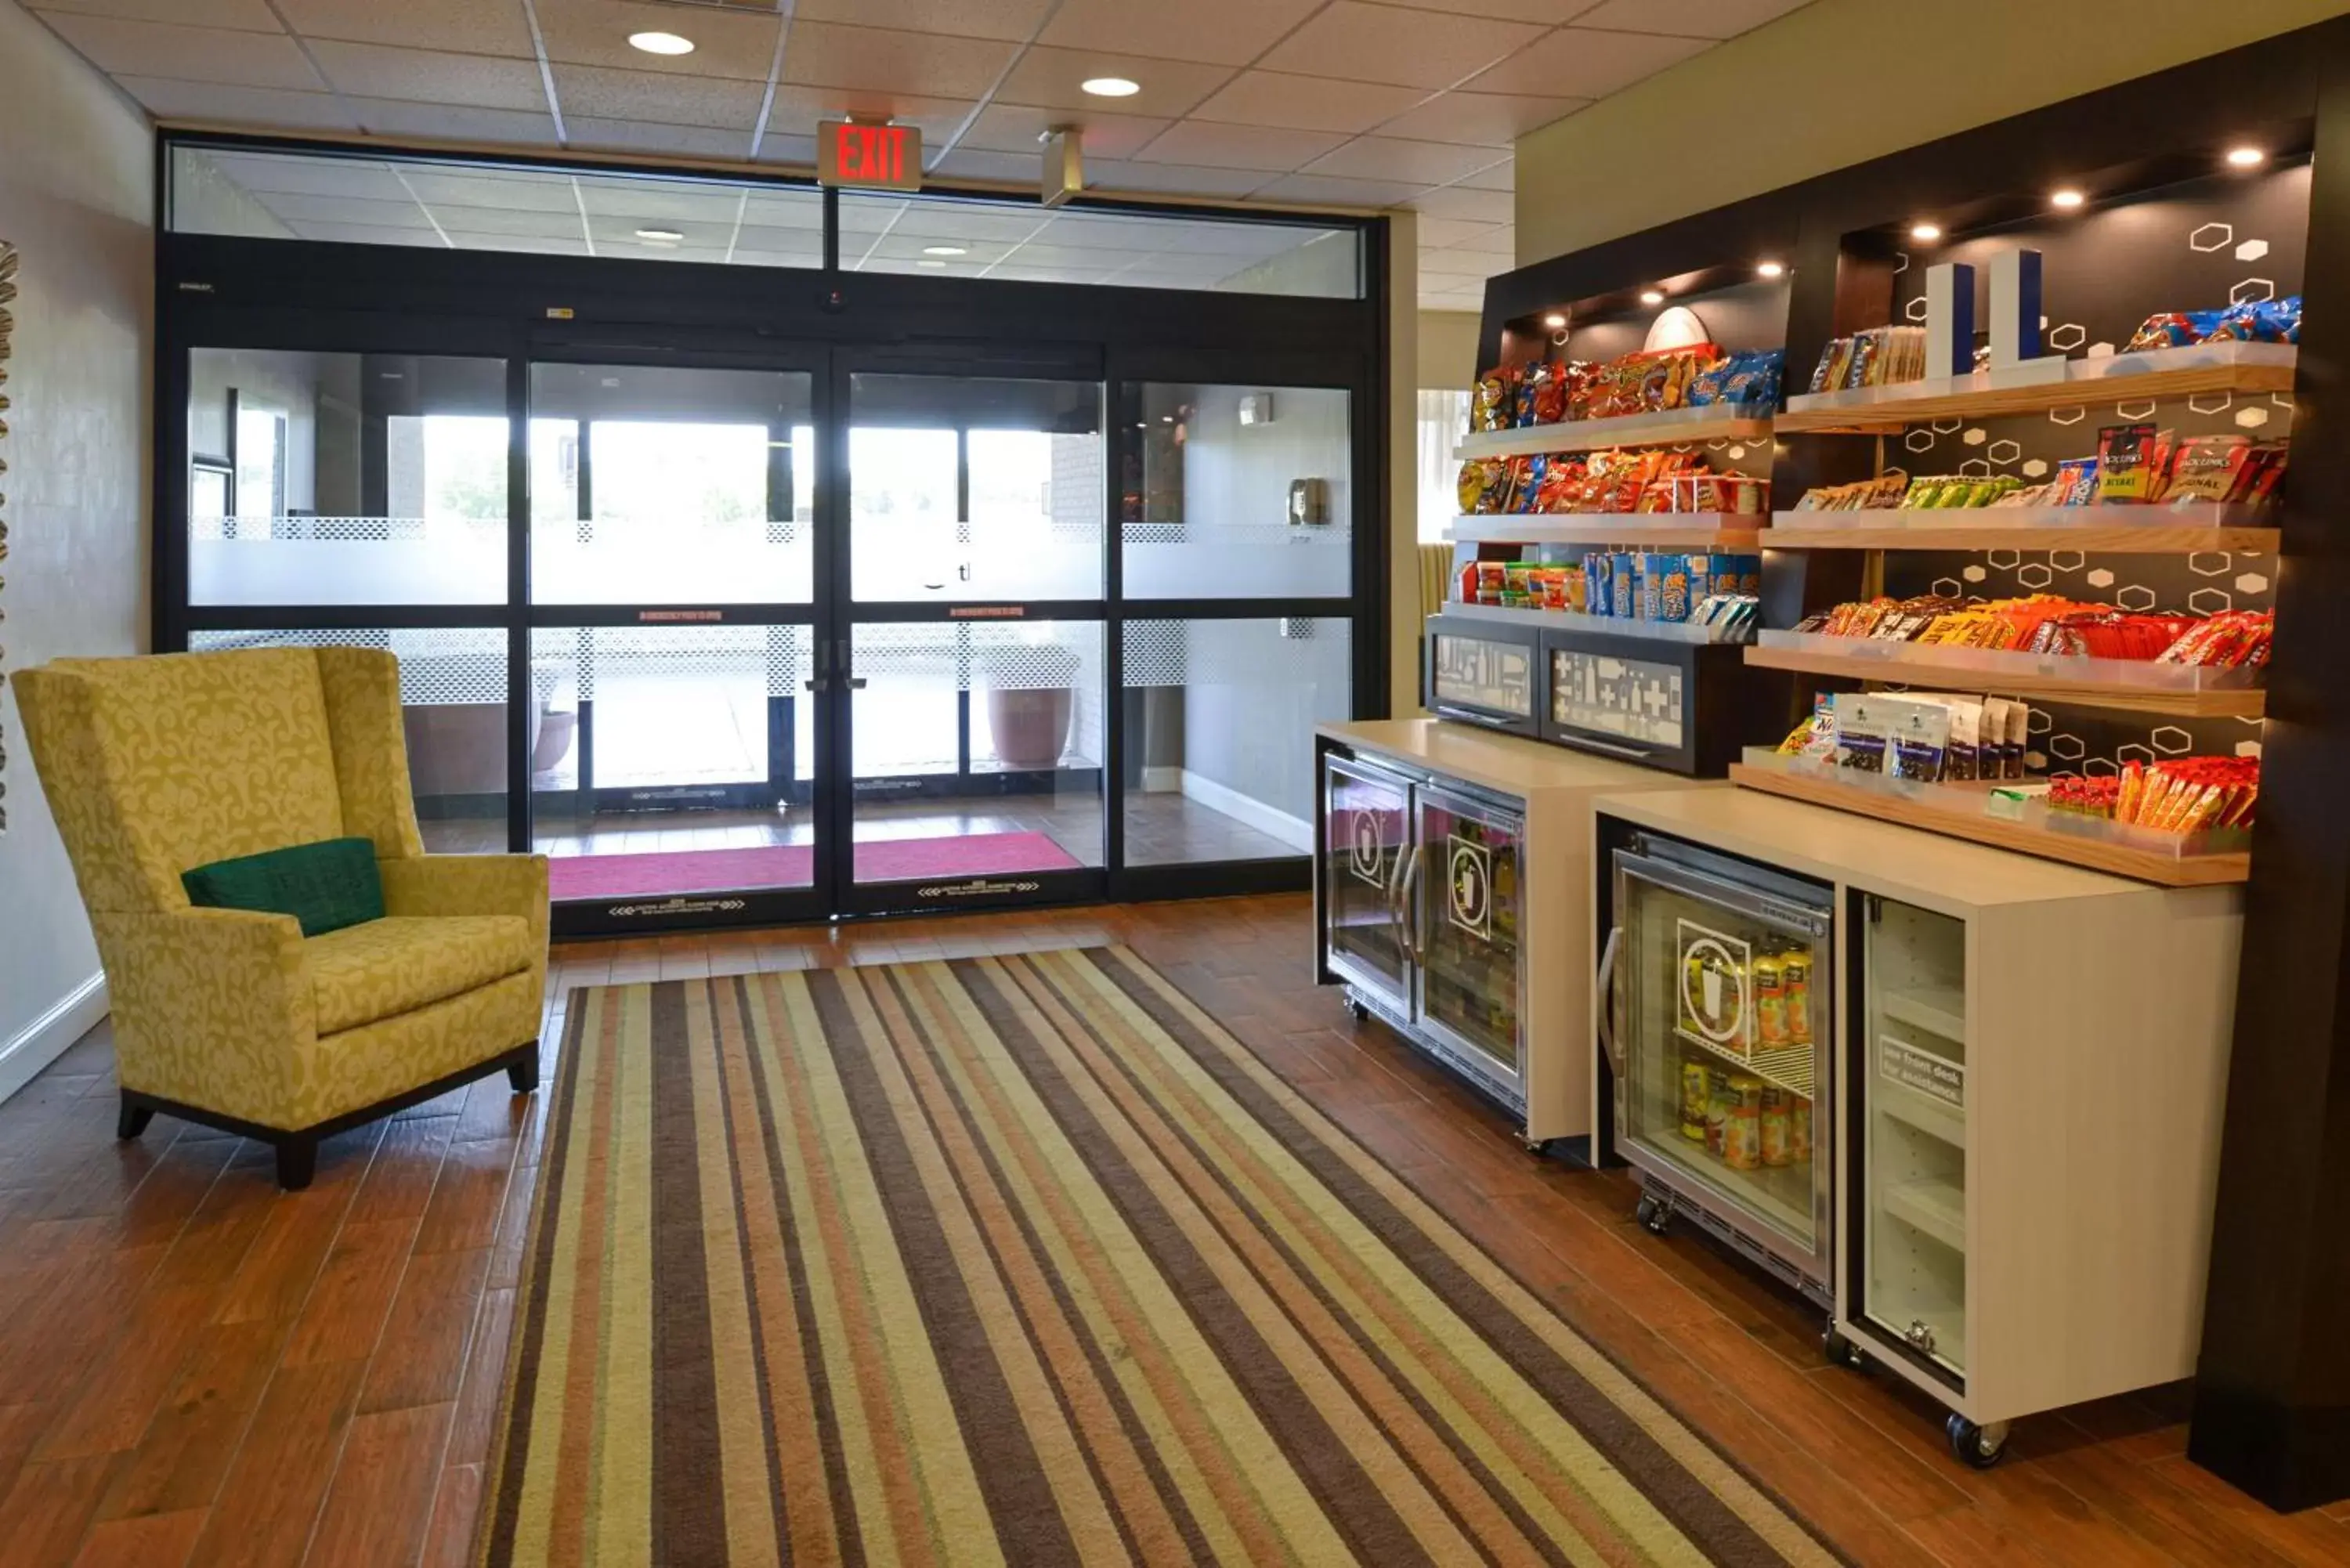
[[987, 687, 1073, 770]]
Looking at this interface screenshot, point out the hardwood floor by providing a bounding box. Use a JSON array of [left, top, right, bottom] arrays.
[[2, 893, 2345, 1566]]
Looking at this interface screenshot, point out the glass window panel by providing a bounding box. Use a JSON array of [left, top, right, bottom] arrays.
[[529, 626, 815, 901], [848, 375, 1104, 603], [1122, 383, 1353, 599], [849, 621, 1104, 881], [187, 629, 509, 854], [1123, 618, 1349, 865], [530, 363, 815, 605], [187, 349, 508, 606]]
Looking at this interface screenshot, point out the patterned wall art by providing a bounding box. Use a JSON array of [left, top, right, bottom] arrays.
[[1864, 164, 2305, 774], [0, 237, 14, 832]]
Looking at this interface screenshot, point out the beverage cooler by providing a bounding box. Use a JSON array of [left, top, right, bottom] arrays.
[[1600, 832, 1836, 1306], [1594, 786, 2243, 1469]]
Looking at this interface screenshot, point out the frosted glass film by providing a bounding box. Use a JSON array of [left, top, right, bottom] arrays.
[[1122, 385, 1352, 599]]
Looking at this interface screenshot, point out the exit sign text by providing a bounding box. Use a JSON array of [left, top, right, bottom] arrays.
[[819, 121, 921, 191]]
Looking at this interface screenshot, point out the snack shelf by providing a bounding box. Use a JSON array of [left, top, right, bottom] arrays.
[[1454, 405, 1774, 459], [1452, 514, 1762, 549], [1778, 342, 2297, 432], [1742, 631, 2265, 717], [1727, 750, 2251, 887], [1438, 600, 1754, 645], [1767, 503, 2275, 557]]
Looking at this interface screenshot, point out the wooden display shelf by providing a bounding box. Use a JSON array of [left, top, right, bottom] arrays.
[[1778, 349, 2296, 432], [1727, 761, 2251, 887], [1453, 406, 1773, 459], [1437, 601, 1749, 645], [1741, 643, 2265, 717], [1452, 514, 1762, 549], [1759, 522, 2281, 554]]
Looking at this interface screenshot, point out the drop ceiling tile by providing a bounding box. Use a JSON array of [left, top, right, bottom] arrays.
[[733, 249, 824, 269], [988, 263, 1122, 284], [886, 204, 1050, 243], [115, 75, 360, 128], [1132, 121, 1343, 174], [1441, 225, 1515, 255], [31, 0, 278, 27], [587, 217, 739, 251], [761, 86, 974, 142], [550, 64, 768, 129], [992, 46, 1235, 119], [957, 103, 1172, 164], [1188, 71, 1430, 135], [1083, 161, 1270, 199], [294, 221, 445, 247], [1455, 157, 1515, 190], [738, 194, 828, 232], [351, 99, 562, 143], [834, 194, 908, 233], [734, 224, 826, 253], [1004, 242, 1155, 270], [1303, 136, 1506, 186], [255, 191, 434, 229], [862, 232, 1018, 262], [416, 203, 584, 238], [446, 233, 593, 255], [405, 169, 583, 213], [574, 177, 750, 222], [1466, 25, 1710, 97], [1406, 183, 1513, 222], [1036, 0, 1324, 67], [44, 15, 324, 89], [1249, 172, 1430, 209], [925, 149, 1042, 183], [569, 117, 758, 159], [779, 21, 1019, 99], [1258, 2, 1544, 91], [203, 150, 410, 199], [790, 0, 1054, 43], [1571, 0, 1812, 37], [535, 0, 779, 81], [754, 133, 821, 167], [306, 42, 548, 109], [1370, 90, 1584, 146], [1422, 245, 1513, 276], [273, 0, 535, 54], [1417, 217, 1504, 247]]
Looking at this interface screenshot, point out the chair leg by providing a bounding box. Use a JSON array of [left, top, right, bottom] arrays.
[[507, 1050, 540, 1094], [117, 1099, 154, 1141], [276, 1136, 318, 1192]]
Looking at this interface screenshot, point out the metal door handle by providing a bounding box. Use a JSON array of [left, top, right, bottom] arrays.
[[846, 676, 868, 689], [1596, 925, 1626, 1075], [1397, 843, 1427, 964]]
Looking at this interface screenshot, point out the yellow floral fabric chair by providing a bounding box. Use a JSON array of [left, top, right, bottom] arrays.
[[15, 646, 548, 1190]]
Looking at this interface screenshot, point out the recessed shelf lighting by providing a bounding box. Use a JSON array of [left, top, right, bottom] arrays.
[[2051, 188, 2086, 209], [2227, 146, 2267, 168], [1542, 313, 1567, 329], [1640, 289, 1665, 305], [1756, 259, 1786, 278], [628, 31, 694, 55], [634, 227, 683, 243], [1910, 222, 1943, 241], [921, 245, 967, 257], [1082, 77, 1141, 97]]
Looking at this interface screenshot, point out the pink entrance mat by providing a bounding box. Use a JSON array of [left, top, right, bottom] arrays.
[[547, 831, 1083, 901]]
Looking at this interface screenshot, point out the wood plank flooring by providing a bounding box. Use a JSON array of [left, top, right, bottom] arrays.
[[0, 894, 2344, 1566]]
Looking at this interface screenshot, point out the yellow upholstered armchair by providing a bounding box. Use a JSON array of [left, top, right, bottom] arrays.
[[15, 645, 548, 1190]]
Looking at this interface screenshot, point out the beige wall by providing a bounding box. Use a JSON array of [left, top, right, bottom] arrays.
[[0, 0, 152, 1094], [1416, 309, 1481, 391], [1517, 0, 2350, 263]]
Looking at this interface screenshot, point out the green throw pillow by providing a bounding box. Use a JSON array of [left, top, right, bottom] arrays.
[[183, 836, 385, 938]]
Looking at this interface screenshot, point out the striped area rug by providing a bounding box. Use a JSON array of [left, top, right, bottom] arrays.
[[481, 947, 1839, 1567]]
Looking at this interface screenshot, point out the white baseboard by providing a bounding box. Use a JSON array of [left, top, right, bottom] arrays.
[[1141, 765, 1183, 793], [0, 973, 108, 1104], [1179, 769, 1314, 853]]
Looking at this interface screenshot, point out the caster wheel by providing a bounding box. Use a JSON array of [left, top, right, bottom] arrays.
[[1520, 1136, 1553, 1159], [1345, 997, 1369, 1021], [1823, 1328, 1859, 1368], [1635, 1194, 1672, 1236], [1946, 1414, 2008, 1470]]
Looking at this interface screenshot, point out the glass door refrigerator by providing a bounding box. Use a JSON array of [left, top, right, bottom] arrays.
[[1602, 831, 1836, 1306]]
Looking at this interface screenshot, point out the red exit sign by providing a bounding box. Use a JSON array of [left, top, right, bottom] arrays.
[[818, 120, 921, 191]]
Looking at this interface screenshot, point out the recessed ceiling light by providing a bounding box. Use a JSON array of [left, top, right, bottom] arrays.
[[921, 245, 967, 257], [627, 31, 694, 56], [1639, 289, 1665, 305], [2227, 146, 2266, 168], [1542, 313, 1567, 329], [1756, 259, 1786, 278], [1910, 222, 1943, 241], [634, 227, 682, 243], [2051, 188, 2086, 209], [916, 259, 949, 269], [1081, 76, 1141, 97]]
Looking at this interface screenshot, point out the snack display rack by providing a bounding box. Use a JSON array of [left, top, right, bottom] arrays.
[[1777, 343, 2298, 433], [1455, 405, 1773, 458], [1762, 501, 2277, 555], [1443, 600, 1752, 646], [1452, 515, 1762, 550], [1744, 630, 2265, 718]]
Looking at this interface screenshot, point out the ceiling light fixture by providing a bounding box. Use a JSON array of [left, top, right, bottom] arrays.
[[1081, 76, 1141, 97], [2051, 188, 2086, 209], [1542, 313, 1567, 329], [921, 245, 967, 257], [1755, 259, 1786, 278], [1910, 222, 1943, 241], [916, 259, 949, 269], [2227, 146, 2267, 168], [627, 31, 694, 56], [1639, 288, 1665, 305], [634, 227, 682, 243]]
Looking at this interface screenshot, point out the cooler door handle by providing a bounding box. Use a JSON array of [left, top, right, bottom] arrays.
[[1397, 843, 1427, 965], [1596, 925, 1626, 1075]]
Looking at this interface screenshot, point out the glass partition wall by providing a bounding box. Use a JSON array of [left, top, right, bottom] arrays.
[[159, 139, 1383, 934]]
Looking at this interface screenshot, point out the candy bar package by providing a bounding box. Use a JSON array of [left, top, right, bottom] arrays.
[[1886, 699, 1953, 783], [2094, 423, 2169, 504], [1831, 693, 1892, 773]]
